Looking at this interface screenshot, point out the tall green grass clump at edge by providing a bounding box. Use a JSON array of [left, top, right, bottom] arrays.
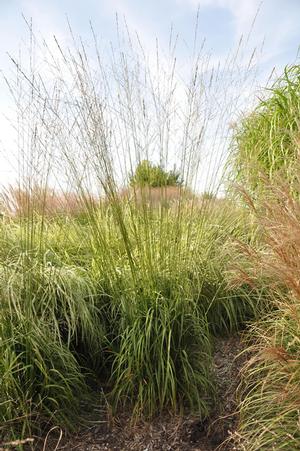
[[229, 62, 300, 450], [231, 64, 300, 197]]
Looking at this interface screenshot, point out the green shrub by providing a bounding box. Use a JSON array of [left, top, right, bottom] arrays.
[[130, 160, 183, 188]]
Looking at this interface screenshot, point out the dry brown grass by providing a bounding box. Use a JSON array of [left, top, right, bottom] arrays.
[[0, 185, 96, 217], [232, 165, 300, 450], [119, 186, 193, 206]]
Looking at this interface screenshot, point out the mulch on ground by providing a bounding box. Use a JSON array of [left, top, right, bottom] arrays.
[[37, 334, 246, 451]]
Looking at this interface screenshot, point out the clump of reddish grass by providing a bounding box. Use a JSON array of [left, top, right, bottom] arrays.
[[231, 164, 300, 450], [119, 185, 193, 207], [1, 185, 96, 217]]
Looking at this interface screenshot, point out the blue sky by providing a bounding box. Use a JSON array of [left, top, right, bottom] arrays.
[[0, 0, 298, 68], [0, 0, 299, 188]]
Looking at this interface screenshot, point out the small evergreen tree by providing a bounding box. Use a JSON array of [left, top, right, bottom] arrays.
[[130, 160, 183, 187]]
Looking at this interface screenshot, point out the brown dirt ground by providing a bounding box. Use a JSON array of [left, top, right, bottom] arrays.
[[37, 334, 245, 451]]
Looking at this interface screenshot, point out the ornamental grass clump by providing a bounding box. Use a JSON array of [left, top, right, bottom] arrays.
[[231, 64, 300, 196], [0, 18, 260, 441], [232, 138, 300, 450], [0, 243, 103, 440]]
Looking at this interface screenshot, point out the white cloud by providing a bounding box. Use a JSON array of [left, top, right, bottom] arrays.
[[176, 0, 261, 36], [176, 0, 299, 61]]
